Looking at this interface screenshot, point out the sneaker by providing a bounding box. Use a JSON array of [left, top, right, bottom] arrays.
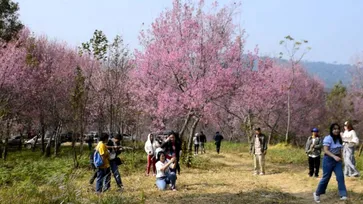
[[172, 188, 177, 191], [313, 192, 320, 203], [260, 172, 265, 175], [340, 196, 348, 201]]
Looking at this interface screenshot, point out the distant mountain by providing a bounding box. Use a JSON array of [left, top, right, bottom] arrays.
[[302, 61, 352, 89]]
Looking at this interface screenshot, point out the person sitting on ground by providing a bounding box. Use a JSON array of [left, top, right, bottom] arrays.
[[155, 150, 177, 191]]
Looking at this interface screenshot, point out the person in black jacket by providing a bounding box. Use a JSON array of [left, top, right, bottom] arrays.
[[250, 128, 268, 175], [214, 131, 224, 154], [199, 131, 207, 154]]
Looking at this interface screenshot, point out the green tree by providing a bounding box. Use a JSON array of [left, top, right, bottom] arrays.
[[279, 35, 310, 143], [326, 81, 353, 125], [0, 0, 23, 42]]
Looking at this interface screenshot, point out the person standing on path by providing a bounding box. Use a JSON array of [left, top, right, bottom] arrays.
[[305, 128, 323, 177], [214, 131, 224, 154], [314, 123, 347, 203], [342, 121, 360, 177], [199, 131, 207, 154], [249, 127, 267, 175]]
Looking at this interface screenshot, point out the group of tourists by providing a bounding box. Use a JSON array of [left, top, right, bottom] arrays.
[[250, 121, 360, 203], [88, 120, 360, 202], [144, 131, 181, 191], [312, 121, 360, 203], [193, 131, 207, 155], [90, 133, 123, 193]]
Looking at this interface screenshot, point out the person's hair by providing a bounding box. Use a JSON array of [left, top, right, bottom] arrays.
[[344, 121, 354, 130], [254, 127, 261, 131], [201, 131, 204, 134], [114, 134, 122, 140], [157, 151, 165, 162], [329, 123, 342, 144], [216, 131, 219, 134], [100, 133, 109, 142]]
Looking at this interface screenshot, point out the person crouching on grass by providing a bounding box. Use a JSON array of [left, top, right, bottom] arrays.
[[305, 128, 323, 178], [155, 151, 177, 191]]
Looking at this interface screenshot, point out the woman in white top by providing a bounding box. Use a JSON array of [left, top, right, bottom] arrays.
[[342, 121, 360, 177], [144, 133, 157, 176], [155, 151, 177, 191]]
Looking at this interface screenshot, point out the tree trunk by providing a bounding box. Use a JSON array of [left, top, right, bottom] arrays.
[[186, 117, 200, 167], [285, 91, 291, 143], [41, 123, 46, 153], [3, 120, 11, 161], [18, 132, 23, 151], [179, 113, 192, 141], [45, 129, 55, 157], [54, 125, 62, 156], [359, 143, 363, 157]]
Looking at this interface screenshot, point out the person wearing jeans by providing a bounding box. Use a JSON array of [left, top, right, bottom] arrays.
[[107, 134, 123, 189], [250, 127, 268, 175], [155, 151, 177, 191], [314, 123, 347, 203], [95, 133, 111, 193]]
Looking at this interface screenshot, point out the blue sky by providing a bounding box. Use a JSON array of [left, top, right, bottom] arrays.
[[15, 0, 363, 64]]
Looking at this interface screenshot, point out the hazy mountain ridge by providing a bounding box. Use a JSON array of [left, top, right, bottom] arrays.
[[302, 61, 352, 89]]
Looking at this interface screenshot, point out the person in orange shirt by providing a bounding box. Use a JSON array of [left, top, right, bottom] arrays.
[[95, 133, 111, 193]]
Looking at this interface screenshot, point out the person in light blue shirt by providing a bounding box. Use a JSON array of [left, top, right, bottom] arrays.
[[313, 123, 347, 203]]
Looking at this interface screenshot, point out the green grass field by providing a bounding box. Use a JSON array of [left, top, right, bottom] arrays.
[[1, 142, 363, 203]]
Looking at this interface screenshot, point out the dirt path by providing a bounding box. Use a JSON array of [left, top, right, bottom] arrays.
[[112, 152, 363, 203]]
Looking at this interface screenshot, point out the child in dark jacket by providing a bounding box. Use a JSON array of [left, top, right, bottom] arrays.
[[305, 128, 323, 177]]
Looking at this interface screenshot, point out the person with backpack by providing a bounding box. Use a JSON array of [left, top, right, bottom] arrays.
[[94, 133, 111, 193], [305, 128, 323, 177], [214, 131, 224, 154], [107, 134, 123, 190]]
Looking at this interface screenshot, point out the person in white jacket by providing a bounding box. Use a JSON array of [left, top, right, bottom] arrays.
[[144, 133, 157, 176], [342, 121, 360, 177]]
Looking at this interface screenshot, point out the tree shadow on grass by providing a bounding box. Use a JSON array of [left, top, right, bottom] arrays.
[[149, 189, 305, 204]]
